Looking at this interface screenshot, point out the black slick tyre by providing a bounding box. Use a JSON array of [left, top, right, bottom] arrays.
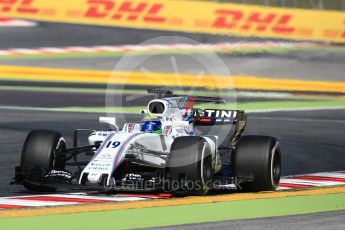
[[233, 135, 281, 192], [20, 130, 66, 192], [166, 136, 213, 196]]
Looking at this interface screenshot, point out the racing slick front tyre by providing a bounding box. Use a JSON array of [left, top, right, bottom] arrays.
[[233, 135, 281, 192], [20, 130, 66, 192], [166, 136, 213, 196]]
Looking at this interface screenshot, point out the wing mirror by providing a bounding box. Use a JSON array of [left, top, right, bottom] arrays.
[[99, 117, 119, 132]]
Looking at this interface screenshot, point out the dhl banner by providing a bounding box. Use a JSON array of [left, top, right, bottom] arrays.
[[0, 0, 345, 43]]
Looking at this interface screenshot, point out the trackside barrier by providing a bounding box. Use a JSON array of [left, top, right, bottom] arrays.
[[0, 0, 344, 42]]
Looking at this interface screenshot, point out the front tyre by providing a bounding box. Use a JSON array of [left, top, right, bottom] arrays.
[[20, 130, 66, 192], [233, 135, 281, 192], [166, 136, 213, 196]]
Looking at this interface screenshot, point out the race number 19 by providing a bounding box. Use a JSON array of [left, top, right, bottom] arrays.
[[105, 141, 121, 148]]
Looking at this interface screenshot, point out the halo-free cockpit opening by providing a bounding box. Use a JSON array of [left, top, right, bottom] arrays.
[[148, 101, 166, 114]]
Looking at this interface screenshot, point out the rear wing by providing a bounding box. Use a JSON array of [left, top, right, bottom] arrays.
[[191, 109, 247, 148], [147, 89, 225, 109], [183, 109, 245, 125]]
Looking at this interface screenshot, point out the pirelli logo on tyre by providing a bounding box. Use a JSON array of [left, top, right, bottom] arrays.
[[0, 0, 344, 43]]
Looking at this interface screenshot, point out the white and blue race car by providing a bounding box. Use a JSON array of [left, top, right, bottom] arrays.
[[14, 89, 282, 196]]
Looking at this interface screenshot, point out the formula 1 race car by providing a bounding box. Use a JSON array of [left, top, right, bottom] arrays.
[[14, 89, 281, 196]]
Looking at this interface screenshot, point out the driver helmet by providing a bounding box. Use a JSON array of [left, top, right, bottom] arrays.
[[140, 115, 162, 134]]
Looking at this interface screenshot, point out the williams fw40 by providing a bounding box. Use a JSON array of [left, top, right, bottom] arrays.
[[14, 90, 282, 196]]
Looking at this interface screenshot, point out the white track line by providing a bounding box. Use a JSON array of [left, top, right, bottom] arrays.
[[0, 18, 37, 27], [307, 172, 345, 179], [0, 198, 78, 207], [5, 193, 146, 202], [276, 186, 293, 190], [37, 194, 147, 202], [0, 42, 320, 56], [280, 179, 344, 187]]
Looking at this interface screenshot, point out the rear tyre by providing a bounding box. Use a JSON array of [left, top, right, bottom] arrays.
[[233, 135, 281, 192], [166, 136, 213, 196], [20, 130, 66, 192]]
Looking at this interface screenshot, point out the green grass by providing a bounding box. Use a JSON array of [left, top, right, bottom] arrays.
[[59, 98, 345, 113], [1, 192, 344, 229], [199, 98, 345, 110]]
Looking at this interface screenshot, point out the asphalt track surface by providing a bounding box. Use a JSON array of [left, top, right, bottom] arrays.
[[0, 21, 264, 49], [0, 87, 308, 108], [152, 210, 345, 230]]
